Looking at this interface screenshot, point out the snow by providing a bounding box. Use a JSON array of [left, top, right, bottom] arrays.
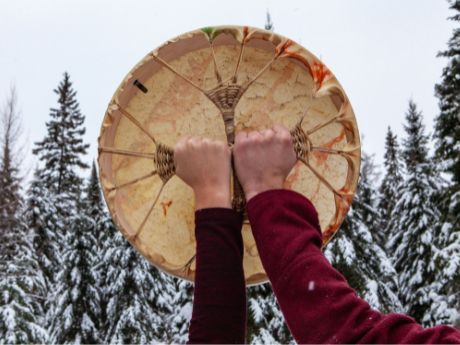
[[250, 298, 265, 323], [1, 67, 458, 342]]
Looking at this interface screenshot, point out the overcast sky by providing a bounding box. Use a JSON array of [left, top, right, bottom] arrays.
[[0, 0, 455, 180]]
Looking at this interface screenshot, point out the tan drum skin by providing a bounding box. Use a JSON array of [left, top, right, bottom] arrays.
[[98, 26, 361, 285]]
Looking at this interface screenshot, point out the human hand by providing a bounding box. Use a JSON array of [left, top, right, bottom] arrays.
[[174, 136, 232, 209], [233, 124, 297, 202]]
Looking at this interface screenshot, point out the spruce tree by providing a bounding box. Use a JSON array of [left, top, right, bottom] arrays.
[[24, 169, 62, 337], [25, 169, 60, 291], [30, 74, 90, 336], [378, 127, 403, 248], [163, 276, 192, 343], [85, 162, 106, 245], [432, 0, 460, 326], [325, 153, 402, 314], [0, 223, 48, 344], [0, 87, 23, 255], [32, 72, 89, 199], [247, 283, 293, 344], [102, 230, 169, 344], [48, 210, 101, 344], [93, 212, 117, 341], [388, 101, 445, 325], [0, 88, 48, 343], [48, 167, 105, 344], [84, 161, 111, 338], [435, 0, 460, 187]]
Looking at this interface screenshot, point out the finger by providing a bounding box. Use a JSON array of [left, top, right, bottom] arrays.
[[261, 128, 275, 139], [174, 136, 190, 157], [272, 124, 292, 144], [202, 137, 212, 146], [235, 130, 250, 145], [209, 138, 227, 152], [188, 136, 202, 147], [272, 123, 289, 133], [175, 135, 190, 147], [173, 145, 183, 167], [186, 135, 201, 143], [248, 130, 262, 141]]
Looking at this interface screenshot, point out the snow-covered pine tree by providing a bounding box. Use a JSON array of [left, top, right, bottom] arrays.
[[85, 162, 105, 245], [0, 87, 23, 253], [164, 276, 193, 343], [93, 211, 117, 342], [83, 161, 112, 339], [31, 73, 90, 294], [48, 209, 101, 344], [32, 72, 89, 200], [432, 0, 460, 326], [435, 0, 460, 191], [0, 223, 48, 344], [377, 127, 403, 249], [356, 152, 381, 235], [0, 87, 48, 344], [30, 74, 90, 339], [325, 153, 402, 314], [23, 169, 63, 337], [247, 283, 293, 344], [25, 169, 60, 292], [102, 229, 170, 344], [388, 100, 445, 325]]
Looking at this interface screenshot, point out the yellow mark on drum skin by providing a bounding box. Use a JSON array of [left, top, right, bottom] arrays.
[[161, 200, 173, 216]]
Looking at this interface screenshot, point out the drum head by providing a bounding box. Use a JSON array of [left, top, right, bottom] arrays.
[[98, 26, 361, 285]]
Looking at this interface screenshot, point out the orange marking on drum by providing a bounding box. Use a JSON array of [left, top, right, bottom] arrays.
[[243, 26, 249, 39], [322, 225, 336, 245], [311, 61, 331, 88], [282, 51, 313, 79], [322, 187, 353, 244], [161, 200, 173, 216], [274, 39, 294, 58], [281, 53, 331, 90], [311, 130, 346, 166], [337, 186, 354, 205], [284, 160, 302, 189]]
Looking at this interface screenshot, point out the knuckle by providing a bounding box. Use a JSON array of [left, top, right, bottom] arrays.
[[279, 130, 292, 142], [248, 131, 260, 141], [174, 143, 186, 155], [262, 128, 275, 139]]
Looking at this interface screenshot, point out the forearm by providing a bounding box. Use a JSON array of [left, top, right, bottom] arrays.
[[188, 208, 246, 344], [247, 189, 460, 344]]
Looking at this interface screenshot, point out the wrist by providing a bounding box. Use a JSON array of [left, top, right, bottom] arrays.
[[243, 179, 285, 202], [194, 187, 231, 210]]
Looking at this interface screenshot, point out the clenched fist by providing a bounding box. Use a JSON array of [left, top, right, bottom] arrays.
[[233, 125, 297, 202], [174, 137, 232, 210]]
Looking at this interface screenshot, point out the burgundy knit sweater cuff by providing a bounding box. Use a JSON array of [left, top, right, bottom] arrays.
[[188, 208, 246, 344]]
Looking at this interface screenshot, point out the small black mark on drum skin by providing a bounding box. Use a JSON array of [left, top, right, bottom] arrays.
[[133, 79, 148, 93]]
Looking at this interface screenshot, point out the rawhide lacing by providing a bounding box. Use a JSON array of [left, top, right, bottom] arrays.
[[290, 118, 311, 163], [154, 143, 175, 183]]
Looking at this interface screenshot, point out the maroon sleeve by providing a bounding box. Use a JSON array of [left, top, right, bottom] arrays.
[[188, 208, 247, 344], [247, 189, 460, 344]]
